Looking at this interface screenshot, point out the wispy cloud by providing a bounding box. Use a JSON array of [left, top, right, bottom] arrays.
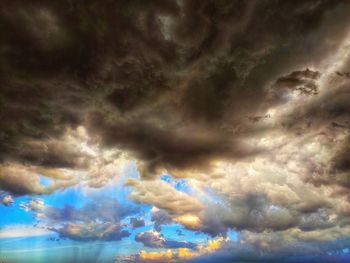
[[0, 225, 52, 239]]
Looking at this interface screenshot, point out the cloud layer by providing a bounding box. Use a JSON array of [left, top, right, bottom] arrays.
[[2, 0, 350, 262]]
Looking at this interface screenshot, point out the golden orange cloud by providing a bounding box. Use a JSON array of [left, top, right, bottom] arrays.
[[136, 237, 226, 262], [139, 249, 173, 261], [174, 214, 202, 230]]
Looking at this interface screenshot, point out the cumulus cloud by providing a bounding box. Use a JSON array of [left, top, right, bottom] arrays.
[[126, 179, 204, 231], [25, 197, 137, 221], [187, 227, 350, 262], [150, 207, 173, 232], [19, 198, 45, 212], [130, 217, 145, 230], [19, 197, 137, 242], [51, 222, 130, 242], [0, 162, 77, 196], [88, 112, 260, 179], [135, 231, 196, 249], [117, 237, 226, 262], [3, 0, 348, 188], [0, 126, 132, 195], [126, 179, 202, 218], [0, 194, 13, 206], [2, 0, 350, 262]]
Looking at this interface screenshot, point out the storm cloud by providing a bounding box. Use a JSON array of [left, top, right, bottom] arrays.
[[2, 0, 350, 262]]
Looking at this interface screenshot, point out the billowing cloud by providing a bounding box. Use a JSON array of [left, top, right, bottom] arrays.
[[2, 1, 350, 262], [126, 179, 204, 231], [0, 162, 77, 196], [0, 126, 132, 195], [88, 112, 260, 179], [126, 179, 202, 218], [3, 0, 348, 189]]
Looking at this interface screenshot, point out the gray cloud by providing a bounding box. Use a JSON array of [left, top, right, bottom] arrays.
[[188, 227, 350, 263], [23, 197, 139, 224], [126, 179, 203, 217], [151, 208, 173, 232], [2, 0, 349, 186], [0, 163, 77, 196], [274, 68, 321, 96], [135, 230, 196, 249], [130, 217, 145, 229], [20, 197, 138, 243], [51, 222, 130, 242], [2, 1, 350, 261]]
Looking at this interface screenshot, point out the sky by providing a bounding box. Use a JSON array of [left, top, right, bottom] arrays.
[[1, 0, 350, 262]]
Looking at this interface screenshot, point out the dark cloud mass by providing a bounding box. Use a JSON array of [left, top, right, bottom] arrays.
[[2, 0, 350, 262], [2, 0, 349, 181]]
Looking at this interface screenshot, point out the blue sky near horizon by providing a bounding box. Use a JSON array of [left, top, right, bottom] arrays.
[[0, 168, 218, 263], [3, 166, 348, 263]]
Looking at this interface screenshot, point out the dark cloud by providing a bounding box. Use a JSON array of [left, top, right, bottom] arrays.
[[274, 68, 321, 96], [199, 194, 299, 236], [135, 230, 196, 249], [0, 163, 77, 196], [2, 1, 350, 261], [279, 74, 350, 194], [188, 233, 350, 263], [12, 139, 86, 169], [332, 140, 350, 176], [51, 222, 130, 242], [20, 197, 138, 242], [0, 0, 179, 175], [89, 113, 260, 179], [2, 0, 349, 184], [151, 208, 173, 232], [130, 217, 145, 229]]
